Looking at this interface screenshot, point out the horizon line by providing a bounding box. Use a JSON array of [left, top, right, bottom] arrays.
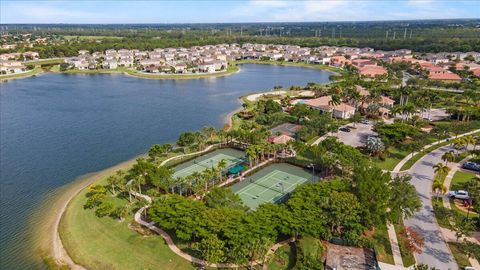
[[1, 18, 479, 26]]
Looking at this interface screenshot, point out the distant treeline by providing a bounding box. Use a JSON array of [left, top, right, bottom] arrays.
[[2, 20, 480, 57]]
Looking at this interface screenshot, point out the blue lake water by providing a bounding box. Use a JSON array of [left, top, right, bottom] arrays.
[[0, 64, 331, 269]]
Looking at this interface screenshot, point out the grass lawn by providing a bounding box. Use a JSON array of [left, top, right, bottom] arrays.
[[267, 243, 296, 270], [306, 136, 320, 145], [393, 221, 416, 267], [60, 177, 195, 270], [125, 64, 239, 79], [448, 242, 471, 268], [0, 67, 43, 80], [369, 223, 395, 264], [400, 140, 451, 171], [373, 147, 408, 171], [450, 170, 479, 218], [432, 200, 453, 229], [27, 58, 65, 65]]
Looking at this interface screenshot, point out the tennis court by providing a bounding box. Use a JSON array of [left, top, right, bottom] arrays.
[[231, 163, 317, 209], [173, 148, 245, 179]]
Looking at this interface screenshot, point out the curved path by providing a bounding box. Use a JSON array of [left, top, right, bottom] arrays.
[[404, 145, 458, 269], [131, 190, 293, 268]]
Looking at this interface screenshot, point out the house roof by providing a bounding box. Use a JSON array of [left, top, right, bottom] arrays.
[[271, 134, 294, 144], [358, 65, 387, 77], [428, 72, 461, 81]]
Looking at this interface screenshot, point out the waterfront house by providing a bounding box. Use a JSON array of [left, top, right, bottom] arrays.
[[102, 60, 118, 69]]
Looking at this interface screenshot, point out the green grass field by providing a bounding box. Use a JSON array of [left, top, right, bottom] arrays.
[[0, 67, 43, 80], [448, 242, 472, 268], [369, 223, 394, 265], [60, 177, 195, 270], [450, 170, 479, 217], [267, 244, 296, 270], [400, 141, 451, 171], [373, 147, 409, 171]]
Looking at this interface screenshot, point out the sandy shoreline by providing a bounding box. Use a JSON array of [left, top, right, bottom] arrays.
[[32, 153, 145, 269]]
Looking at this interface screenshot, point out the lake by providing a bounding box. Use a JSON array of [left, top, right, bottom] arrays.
[[0, 64, 331, 269]]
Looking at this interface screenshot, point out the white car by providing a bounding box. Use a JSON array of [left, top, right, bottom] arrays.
[[448, 190, 470, 200]]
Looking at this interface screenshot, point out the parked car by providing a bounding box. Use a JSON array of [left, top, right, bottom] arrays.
[[360, 119, 370, 124], [462, 161, 480, 172], [339, 127, 351, 132], [448, 190, 470, 200]]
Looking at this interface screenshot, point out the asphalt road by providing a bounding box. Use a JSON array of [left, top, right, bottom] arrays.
[[404, 145, 458, 270]]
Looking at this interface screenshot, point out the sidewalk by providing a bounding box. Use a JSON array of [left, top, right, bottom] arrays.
[[387, 223, 404, 267], [392, 129, 480, 173]]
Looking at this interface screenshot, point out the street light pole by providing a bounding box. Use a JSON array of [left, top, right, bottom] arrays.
[[309, 163, 315, 182]]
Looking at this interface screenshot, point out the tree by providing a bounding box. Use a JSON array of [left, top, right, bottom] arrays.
[[433, 163, 450, 180], [217, 159, 227, 181], [106, 175, 120, 196], [365, 136, 385, 156], [441, 150, 455, 165], [177, 132, 196, 151], [431, 180, 447, 201], [351, 112, 362, 127], [114, 205, 129, 221], [451, 213, 475, 241], [192, 234, 226, 264], [204, 187, 246, 210], [388, 175, 421, 223], [247, 237, 273, 268], [353, 167, 392, 227], [95, 201, 114, 217]]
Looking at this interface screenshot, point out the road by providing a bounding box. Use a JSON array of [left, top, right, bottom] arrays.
[[404, 145, 458, 270]]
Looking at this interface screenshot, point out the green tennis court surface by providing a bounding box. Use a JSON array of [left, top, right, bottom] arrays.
[[232, 163, 317, 210], [173, 148, 245, 179]]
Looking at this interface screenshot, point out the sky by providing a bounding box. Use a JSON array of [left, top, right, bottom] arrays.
[[0, 0, 478, 24]]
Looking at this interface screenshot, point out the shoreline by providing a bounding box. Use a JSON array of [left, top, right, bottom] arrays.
[[31, 153, 146, 269], [39, 105, 245, 268], [2, 60, 338, 82]]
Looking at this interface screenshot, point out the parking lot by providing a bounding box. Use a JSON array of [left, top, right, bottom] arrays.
[[336, 122, 377, 147], [313, 121, 376, 147]]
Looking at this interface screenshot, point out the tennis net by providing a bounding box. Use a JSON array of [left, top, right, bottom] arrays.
[[194, 159, 212, 169], [249, 179, 286, 194]]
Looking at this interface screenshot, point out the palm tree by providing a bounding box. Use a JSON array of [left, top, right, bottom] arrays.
[[245, 145, 256, 168], [432, 180, 447, 201], [463, 135, 475, 150], [441, 151, 455, 165], [135, 174, 146, 194], [328, 95, 342, 118], [433, 163, 450, 180], [106, 175, 120, 196], [217, 159, 227, 182]]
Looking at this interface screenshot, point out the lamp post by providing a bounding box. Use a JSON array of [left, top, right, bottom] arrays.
[[309, 163, 315, 182]]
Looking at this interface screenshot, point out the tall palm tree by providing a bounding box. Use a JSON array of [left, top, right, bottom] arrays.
[[463, 135, 475, 150], [106, 175, 120, 196], [441, 151, 456, 165], [433, 163, 450, 179], [217, 159, 227, 182], [432, 180, 447, 201], [245, 145, 256, 167]]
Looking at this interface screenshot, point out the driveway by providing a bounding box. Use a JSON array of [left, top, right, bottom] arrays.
[[404, 145, 458, 270]]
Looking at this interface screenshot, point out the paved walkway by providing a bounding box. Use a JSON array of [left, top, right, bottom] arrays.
[[131, 190, 293, 268], [387, 223, 404, 267], [404, 145, 458, 269]]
